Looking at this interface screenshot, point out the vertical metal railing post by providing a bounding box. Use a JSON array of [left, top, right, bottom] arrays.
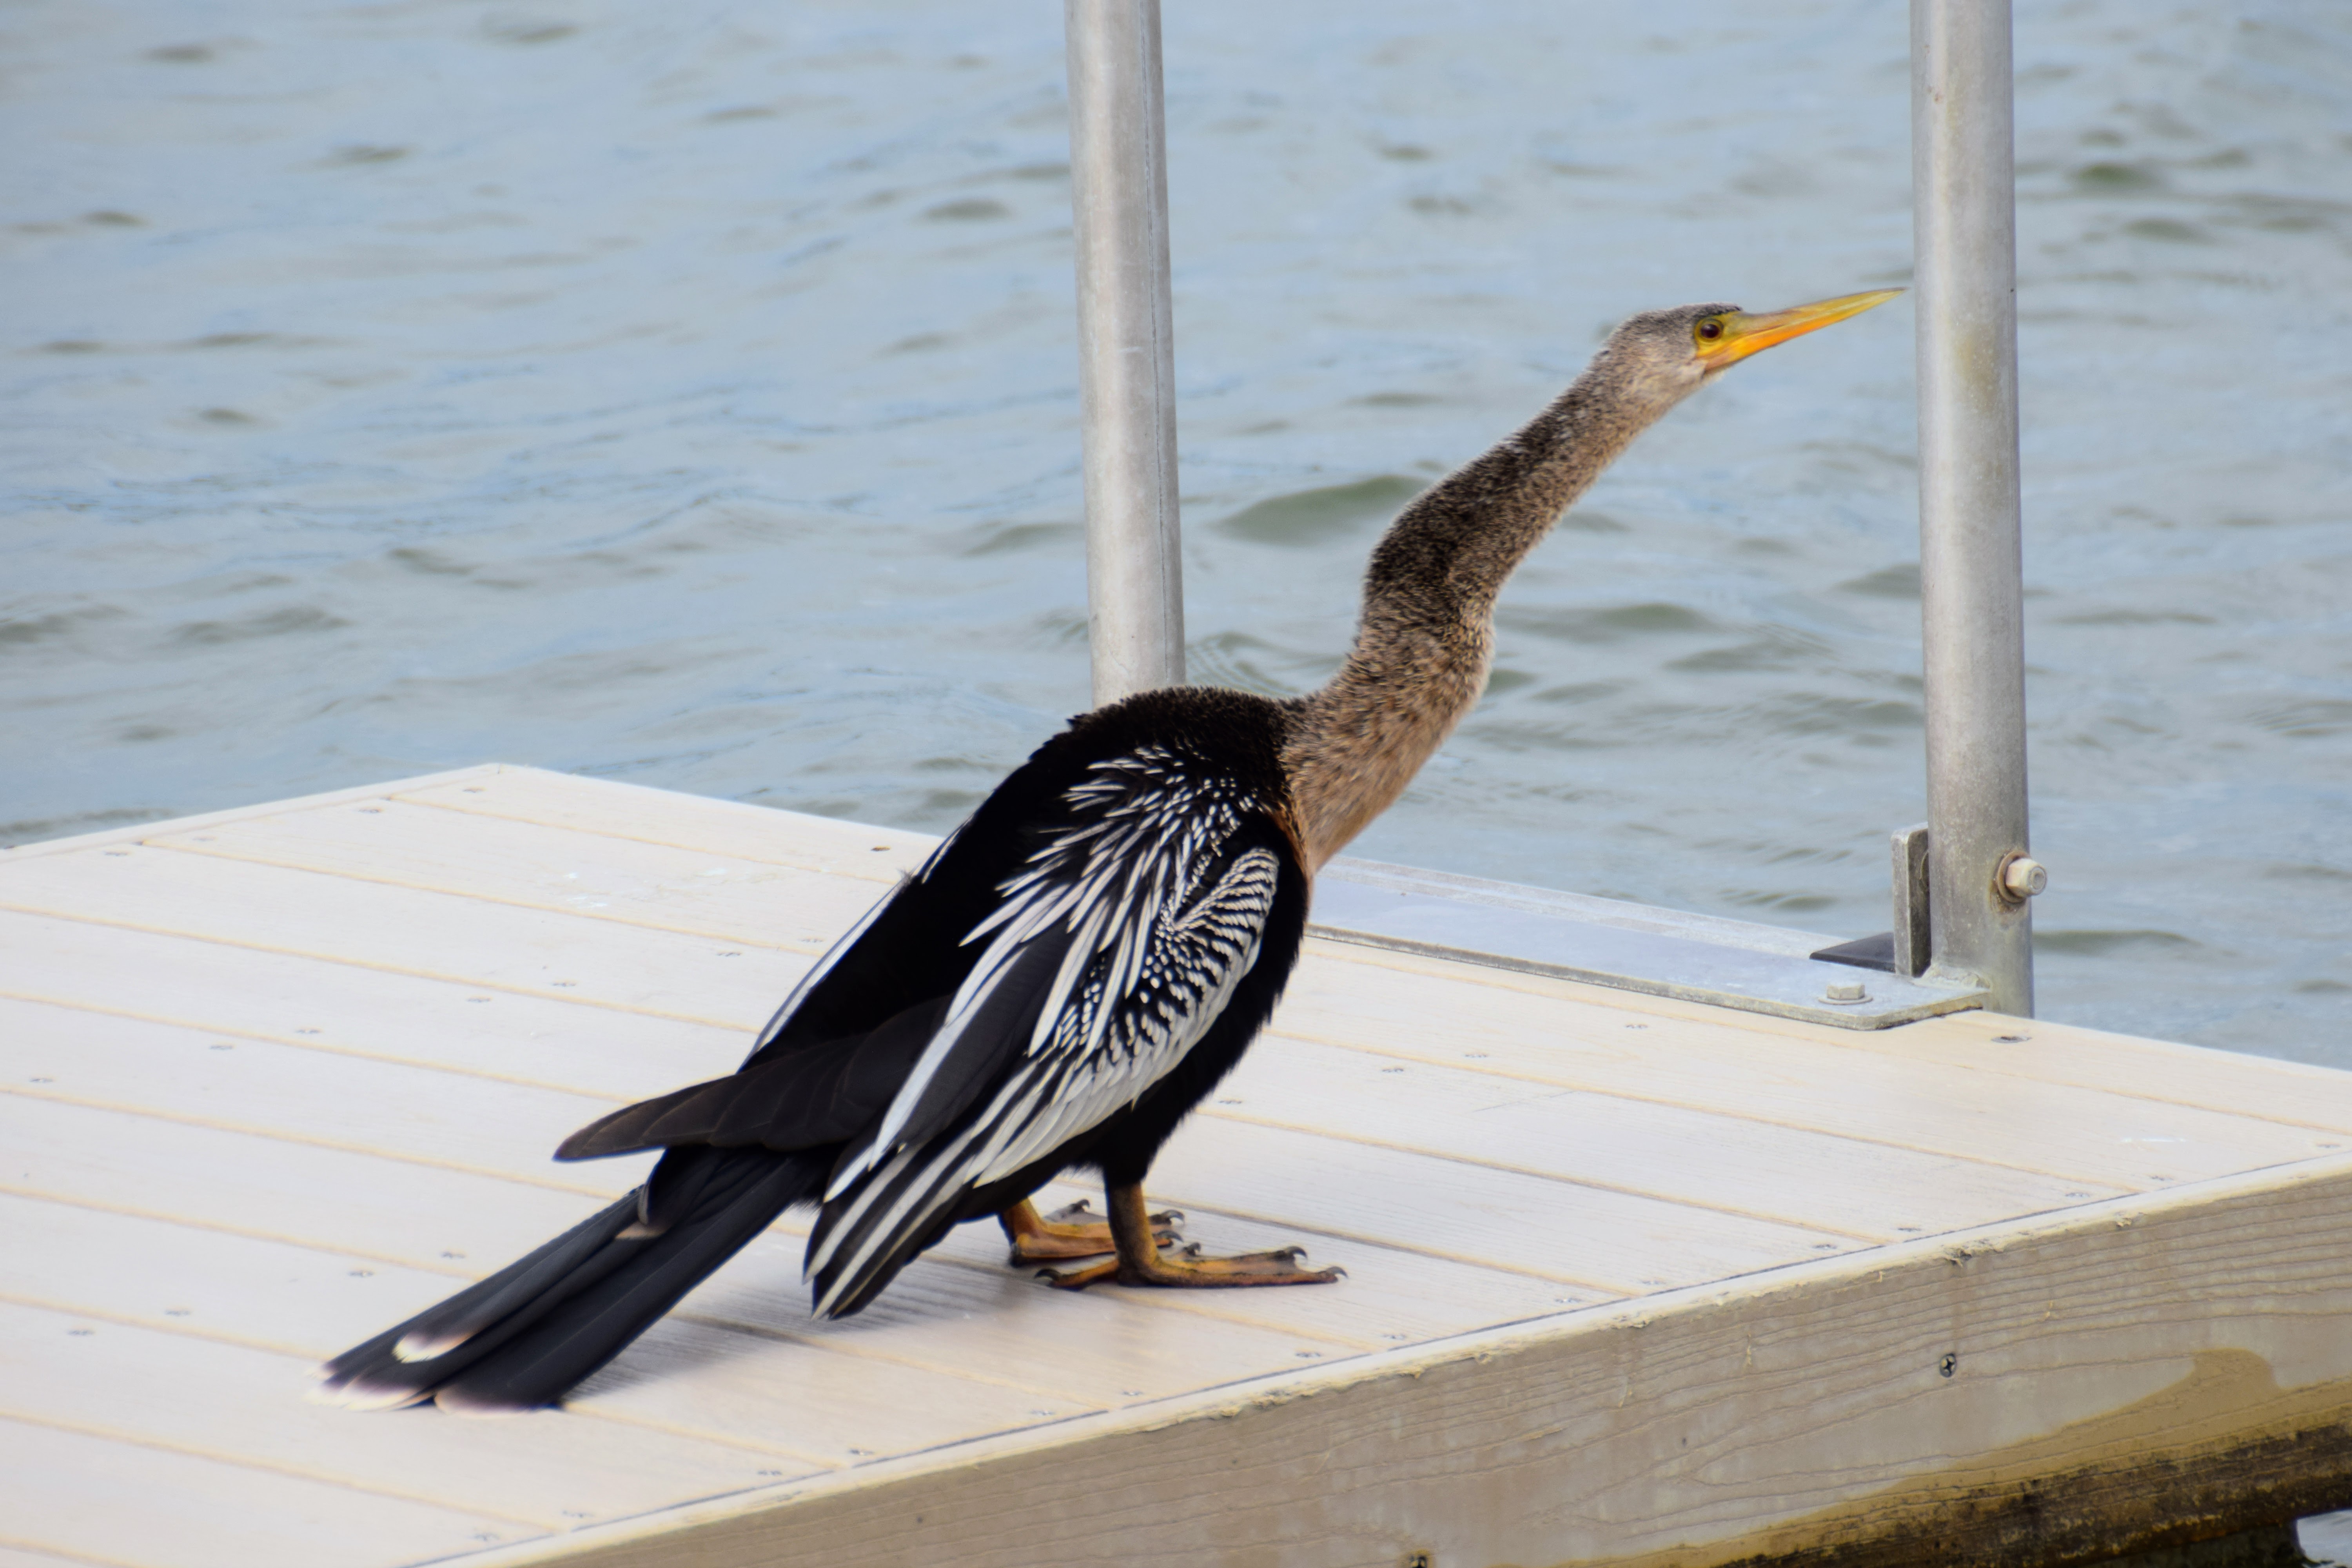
[[1912, 0, 2036, 1015], [1065, 0, 1185, 708]]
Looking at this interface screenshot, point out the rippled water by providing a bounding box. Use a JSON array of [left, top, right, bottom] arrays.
[[5, 1, 2347, 1056]]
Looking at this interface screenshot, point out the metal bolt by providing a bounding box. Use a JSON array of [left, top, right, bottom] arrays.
[[1997, 853, 2047, 902], [1824, 980, 1868, 1004]]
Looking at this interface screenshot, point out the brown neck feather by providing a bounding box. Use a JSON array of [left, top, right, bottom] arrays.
[[1281, 352, 1673, 869]]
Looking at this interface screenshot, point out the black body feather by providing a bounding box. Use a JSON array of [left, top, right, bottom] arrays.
[[317, 686, 1310, 1411]]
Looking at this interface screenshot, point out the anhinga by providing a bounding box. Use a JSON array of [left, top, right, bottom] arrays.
[[316, 287, 1896, 1412]]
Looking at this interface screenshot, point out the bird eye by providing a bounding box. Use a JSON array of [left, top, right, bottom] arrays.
[[1695, 318, 1726, 343]]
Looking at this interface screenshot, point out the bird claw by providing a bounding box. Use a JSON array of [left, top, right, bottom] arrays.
[[1037, 1242, 1344, 1292], [1036, 1259, 1117, 1289], [1006, 1198, 1181, 1265], [1047, 1199, 1182, 1230], [1180, 1241, 1308, 1265]]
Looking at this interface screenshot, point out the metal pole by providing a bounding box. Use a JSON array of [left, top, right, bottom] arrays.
[[1065, 0, 1184, 707], [1912, 0, 2035, 1015]]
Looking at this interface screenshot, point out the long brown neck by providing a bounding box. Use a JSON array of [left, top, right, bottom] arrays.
[[1282, 355, 1667, 869]]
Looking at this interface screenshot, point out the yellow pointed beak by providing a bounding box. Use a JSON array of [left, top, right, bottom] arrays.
[[1696, 288, 1902, 370]]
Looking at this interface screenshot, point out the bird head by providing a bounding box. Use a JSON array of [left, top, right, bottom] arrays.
[[1599, 289, 1902, 412]]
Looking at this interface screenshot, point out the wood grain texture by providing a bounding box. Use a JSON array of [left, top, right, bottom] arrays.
[[1141, 1113, 1857, 1291], [1275, 946, 2342, 1186], [0, 1300, 798, 1534], [0, 1414, 520, 1568], [1836, 1006, 2352, 1133], [930, 1178, 1597, 1348], [3, 1073, 1579, 1369], [1290, 938, 2352, 1137], [1, 1094, 630, 1269], [457, 1156, 2352, 1568], [395, 769, 936, 882], [143, 797, 888, 951], [1, 1031, 1595, 1486], [1, 998, 644, 1187], [0, 843, 810, 1026], [7, 765, 2352, 1568], [0, 1183, 1107, 1475], [0, 907, 748, 1101], [0, 1192, 483, 1359], [0, 1546, 105, 1568], [0, 765, 505, 863], [1205, 1035, 2132, 1240]]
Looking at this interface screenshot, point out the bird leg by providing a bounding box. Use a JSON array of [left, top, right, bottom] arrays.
[[1039, 1183, 1344, 1290], [998, 1196, 1181, 1265]]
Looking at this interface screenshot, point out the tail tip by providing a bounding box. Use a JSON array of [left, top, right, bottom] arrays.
[[434, 1383, 551, 1418], [394, 1329, 466, 1363], [307, 1374, 432, 1412]]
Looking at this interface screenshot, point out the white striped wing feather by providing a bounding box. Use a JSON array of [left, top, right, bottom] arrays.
[[806, 747, 1285, 1314]]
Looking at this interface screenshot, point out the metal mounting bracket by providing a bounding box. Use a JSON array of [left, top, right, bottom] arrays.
[[1312, 857, 1987, 1031], [1811, 824, 1933, 980]]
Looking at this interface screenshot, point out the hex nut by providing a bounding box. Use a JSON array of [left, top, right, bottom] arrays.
[[1824, 980, 1868, 1004], [1998, 854, 2048, 902]]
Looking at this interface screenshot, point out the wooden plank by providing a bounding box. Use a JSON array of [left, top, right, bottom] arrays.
[[1, 1000, 646, 1197], [142, 798, 887, 952], [0, 846, 809, 1026], [4, 1082, 1578, 1375], [1277, 944, 2347, 1188], [1401, 917, 2352, 1135], [1137, 1114, 1858, 1294], [1297, 935, 2352, 1134], [6, 1108, 1584, 1425], [928, 1178, 1595, 1350], [455, 1156, 2352, 1568], [31, 783, 2325, 1207], [0, 996, 1607, 1348], [0, 1187, 1100, 1477], [0, 1547, 98, 1568], [0, 1300, 811, 1534], [3, 1097, 1441, 1417], [1838, 1007, 2352, 1135], [0, 1094, 624, 1271], [0, 908, 749, 1102], [674, 1227, 1388, 1406], [11, 985, 1851, 1299], [394, 768, 937, 881], [17, 923, 2299, 1406], [0, 1194, 467, 1359], [0, 1008, 1609, 1367], [1207, 1034, 2131, 1240], [557, 1313, 1108, 1467], [10, 996, 1833, 1301], [0, 764, 504, 863], [0, 1414, 524, 1568], [25, 910, 2082, 1260]]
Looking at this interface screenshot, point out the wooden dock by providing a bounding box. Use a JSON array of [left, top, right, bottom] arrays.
[[5, 763, 2350, 1567]]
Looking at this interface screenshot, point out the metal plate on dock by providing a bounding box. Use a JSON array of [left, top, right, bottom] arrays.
[[1312, 859, 1990, 1029]]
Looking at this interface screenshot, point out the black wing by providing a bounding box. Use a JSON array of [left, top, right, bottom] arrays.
[[801, 743, 1291, 1316], [558, 725, 1300, 1319]]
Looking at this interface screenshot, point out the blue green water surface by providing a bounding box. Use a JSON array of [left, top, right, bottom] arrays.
[[4, 1, 2347, 1055]]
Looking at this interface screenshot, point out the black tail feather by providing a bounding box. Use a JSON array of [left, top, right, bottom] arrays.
[[314, 1148, 822, 1413], [553, 1000, 949, 1163]]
